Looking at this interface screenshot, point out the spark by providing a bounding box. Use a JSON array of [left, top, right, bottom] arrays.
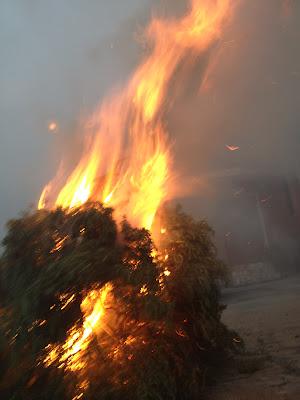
[[226, 145, 240, 151], [48, 121, 58, 132]]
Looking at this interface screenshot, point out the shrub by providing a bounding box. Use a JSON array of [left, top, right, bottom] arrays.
[[0, 203, 235, 400]]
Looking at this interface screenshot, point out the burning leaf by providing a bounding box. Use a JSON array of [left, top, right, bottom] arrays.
[[226, 144, 240, 151]]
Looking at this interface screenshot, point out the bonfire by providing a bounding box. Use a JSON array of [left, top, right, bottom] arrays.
[[0, 1, 238, 399]]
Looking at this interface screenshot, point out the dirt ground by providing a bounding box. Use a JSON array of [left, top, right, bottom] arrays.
[[208, 275, 300, 400]]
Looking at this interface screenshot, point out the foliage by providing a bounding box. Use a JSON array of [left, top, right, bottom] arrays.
[[0, 202, 235, 400]]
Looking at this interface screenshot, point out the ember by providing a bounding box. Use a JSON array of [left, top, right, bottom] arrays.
[[48, 121, 58, 132], [226, 144, 240, 151]]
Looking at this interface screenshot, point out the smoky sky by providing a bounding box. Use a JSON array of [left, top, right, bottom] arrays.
[[0, 0, 150, 237], [170, 0, 300, 179], [1, 0, 300, 237]]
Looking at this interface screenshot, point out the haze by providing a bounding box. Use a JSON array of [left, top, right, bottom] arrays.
[[1, 0, 300, 238]]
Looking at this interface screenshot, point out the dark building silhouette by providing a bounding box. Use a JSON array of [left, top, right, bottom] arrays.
[[182, 169, 300, 285]]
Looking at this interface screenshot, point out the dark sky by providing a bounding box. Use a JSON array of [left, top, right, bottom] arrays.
[[1, 0, 300, 237]]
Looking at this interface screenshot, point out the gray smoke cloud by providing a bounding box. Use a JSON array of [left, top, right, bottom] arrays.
[[166, 1, 300, 240], [1, 0, 300, 243], [171, 0, 300, 179], [0, 0, 151, 237]]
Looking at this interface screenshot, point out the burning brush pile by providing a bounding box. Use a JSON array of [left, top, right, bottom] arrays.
[[0, 1, 238, 399], [0, 203, 234, 400]]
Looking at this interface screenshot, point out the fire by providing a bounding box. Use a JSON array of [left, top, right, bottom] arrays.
[[38, 183, 51, 210], [39, 0, 232, 231], [55, 150, 100, 210], [45, 283, 112, 372], [42, 0, 232, 393]]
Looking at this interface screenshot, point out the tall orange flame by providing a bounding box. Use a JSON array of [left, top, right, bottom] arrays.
[[42, 0, 233, 393], [39, 0, 232, 231]]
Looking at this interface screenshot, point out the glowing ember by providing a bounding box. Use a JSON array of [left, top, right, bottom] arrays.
[[60, 293, 75, 310], [48, 121, 58, 132], [226, 144, 240, 151], [50, 235, 69, 253]]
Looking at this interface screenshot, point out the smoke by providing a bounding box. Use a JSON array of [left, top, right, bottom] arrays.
[[1, 0, 300, 248], [163, 0, 300, 268], [170, 0, 300, 179], [161, 1, 300, 257], [0, 0, 150, 238]]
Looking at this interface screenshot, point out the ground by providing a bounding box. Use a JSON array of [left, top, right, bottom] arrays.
[[208, 275, 300, 400]]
